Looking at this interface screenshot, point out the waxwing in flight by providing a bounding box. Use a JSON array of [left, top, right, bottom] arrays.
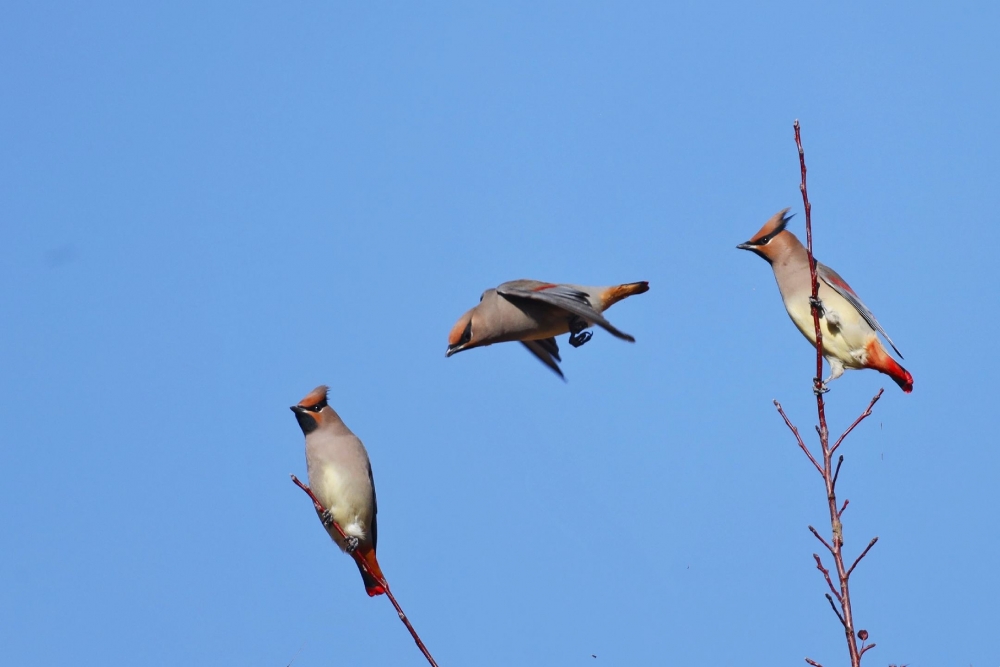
[[446, 279, 649, 378], [291, 386, 386, 596], [738, 209, 913, 392]]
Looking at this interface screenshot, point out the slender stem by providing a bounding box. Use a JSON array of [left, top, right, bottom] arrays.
[[793, 121, 879, 667], [847, 538, 879, 579], [825, 593, 846, 626], [291, 474, 439, 667], [808, 525, 835, 555], [832, 456, 844, 489], [794, 120, 824, 401], [775, 400, 823, 476], [813, 553, 841, 600], [838, 499, 849, 518], [832, 391, 884, 455]]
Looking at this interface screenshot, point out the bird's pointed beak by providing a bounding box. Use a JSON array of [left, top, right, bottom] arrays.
[[290, 405, 305, 414], [736, 242, 754, 251], [445, 344, 462, 357]]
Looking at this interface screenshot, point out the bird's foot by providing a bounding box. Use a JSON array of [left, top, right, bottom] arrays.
[[320, 510, 336, 528], [568, 316, 592, 347], [569, 330, 593, 348], [809, 296, 825, 317], [344, 536, 360, 553], [813, 378, 830, 395]]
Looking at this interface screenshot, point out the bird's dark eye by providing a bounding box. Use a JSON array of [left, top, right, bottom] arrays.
[[460, 321, 472, 345]]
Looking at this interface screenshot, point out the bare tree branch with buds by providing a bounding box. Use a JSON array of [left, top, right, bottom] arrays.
[[772, 121, 886, 667]]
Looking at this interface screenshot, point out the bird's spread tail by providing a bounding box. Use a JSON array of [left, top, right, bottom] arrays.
[[356, 545, 387, 596], [601, 281, 650, 309], [865, 338, 913, 393]]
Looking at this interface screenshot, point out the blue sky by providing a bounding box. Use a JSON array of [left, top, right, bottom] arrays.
[[2, 2, 998, 665]]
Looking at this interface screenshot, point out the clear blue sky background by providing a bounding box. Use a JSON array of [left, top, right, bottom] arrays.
[[2, 3, 997, 665]]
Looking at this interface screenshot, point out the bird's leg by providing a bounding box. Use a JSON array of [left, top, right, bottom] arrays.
[[320, 510, 358, 552], [568, 316, 593, 348], [816, 359, 844, 395]]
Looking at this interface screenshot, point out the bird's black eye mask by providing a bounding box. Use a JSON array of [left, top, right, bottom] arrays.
[[747, 214, 794, 246], [304, 397, 328, 413], [458, 320, 472, 345]]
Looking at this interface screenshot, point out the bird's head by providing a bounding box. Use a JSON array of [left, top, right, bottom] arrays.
[[737, 208, 794, 263], [290, 385, 330, 435]]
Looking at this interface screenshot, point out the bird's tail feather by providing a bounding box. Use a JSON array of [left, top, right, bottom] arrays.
[[866, 338, 913, 393], [356, 545, 387, 596], [601, 281, 650, 309]]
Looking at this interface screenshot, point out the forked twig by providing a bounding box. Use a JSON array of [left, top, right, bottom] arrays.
[[291, 474, 439, 667]]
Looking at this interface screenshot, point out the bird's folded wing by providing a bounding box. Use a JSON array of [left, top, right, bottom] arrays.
[[818, 263, 903, 358], [520, 339, 564, 379], [497, 282, 635, 341]]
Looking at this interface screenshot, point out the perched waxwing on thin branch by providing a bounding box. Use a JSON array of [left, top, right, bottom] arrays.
[[738, 209, 913, 392], [290, 386, 386, 596], [446, 279, 649, 378]]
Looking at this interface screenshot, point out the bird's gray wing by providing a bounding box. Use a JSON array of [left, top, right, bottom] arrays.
[[818, 263, 903, 358], [368, 465, 378, 550], [521, 338, 565, 380], [497, 282, 635, 342]]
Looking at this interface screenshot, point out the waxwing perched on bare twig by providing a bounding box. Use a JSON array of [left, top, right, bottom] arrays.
[[738, 209, 913, 392], [291, 386, 385, 596]]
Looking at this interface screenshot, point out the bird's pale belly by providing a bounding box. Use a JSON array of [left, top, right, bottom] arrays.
[[784, 289, 876, 369]]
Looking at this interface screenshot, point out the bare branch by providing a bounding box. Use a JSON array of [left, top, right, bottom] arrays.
[[775, 400, 823, 476], [809, 525, 835, 554], [847, 538, 879, 578], [791, 121, 875, 667], [825, 593, 847, 626], [291, 474, 439, 667], [838, 499, 849, 518], [831, 390, 884, 455], [832, 456, 844, 488], [813, 553, 841, 600], [805, 660, 825, 667]]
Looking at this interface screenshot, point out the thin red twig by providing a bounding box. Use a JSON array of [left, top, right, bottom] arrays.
[[794, 120, 824, 399], [838, 499, 849, 518], [847, 538, 879, 578], [291, 474, 439, 667], [831, 390, 884, 455], [774, 400, 823, 476], [825, 593, 846, 626], [813, 553, 841, 600], [805, 659, 825, 667], [832, 456, 844, 489], [808, 525, 835, 555]]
